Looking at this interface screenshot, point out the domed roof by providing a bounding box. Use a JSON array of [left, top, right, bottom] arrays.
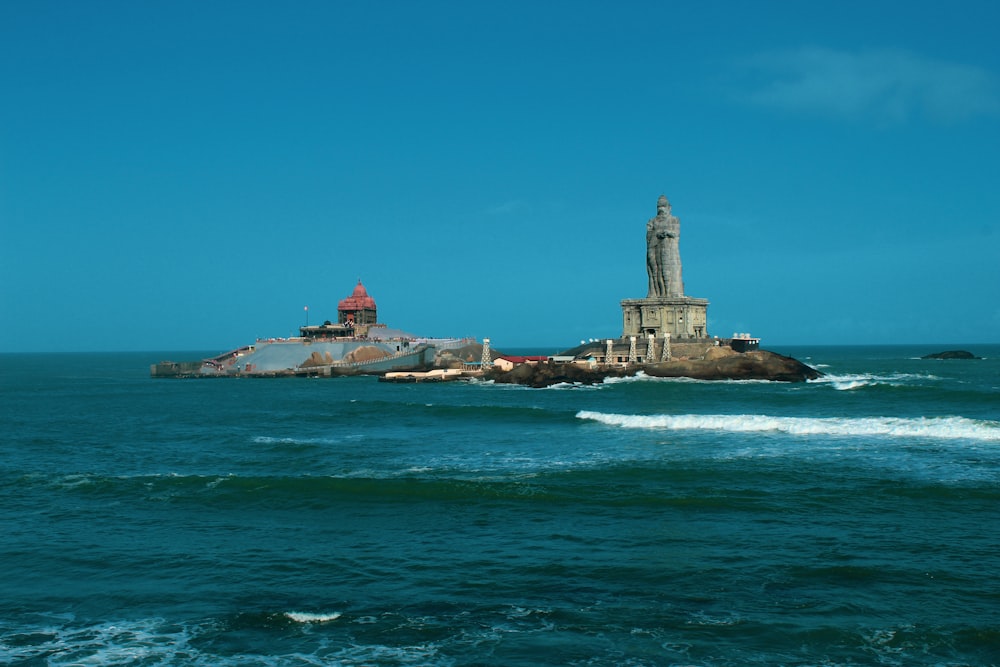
[[338, 280, 376, 311]]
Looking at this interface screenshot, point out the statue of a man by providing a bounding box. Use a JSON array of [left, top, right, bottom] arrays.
[[646, 215, 666, 297], [645, 195, 684, 298]]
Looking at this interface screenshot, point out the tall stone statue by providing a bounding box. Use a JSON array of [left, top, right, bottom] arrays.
[[646, 195, 684, 298], [625, 194, 707, 339]]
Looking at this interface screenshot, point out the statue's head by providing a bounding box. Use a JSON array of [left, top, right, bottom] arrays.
[[657, 195, 670, 213]]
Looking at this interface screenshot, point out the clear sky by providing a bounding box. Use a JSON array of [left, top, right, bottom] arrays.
[[2, 1, 998, 352]]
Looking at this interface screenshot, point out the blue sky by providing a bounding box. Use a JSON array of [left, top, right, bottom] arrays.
[[2, 1, 998, 352]]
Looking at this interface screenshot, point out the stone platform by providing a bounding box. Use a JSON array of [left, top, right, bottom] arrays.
[[620, 296, 709, 339]]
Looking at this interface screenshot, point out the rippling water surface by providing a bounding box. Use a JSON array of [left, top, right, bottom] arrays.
[[2, 345, 998, 665]]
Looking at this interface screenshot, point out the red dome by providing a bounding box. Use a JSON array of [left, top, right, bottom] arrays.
[[338, 280, 376, 311]]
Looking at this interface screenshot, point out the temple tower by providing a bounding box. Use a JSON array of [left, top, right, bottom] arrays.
[[338, 280, 378, 326]]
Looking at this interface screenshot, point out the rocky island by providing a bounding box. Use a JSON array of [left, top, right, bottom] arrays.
[[921, 350, 981, 360], [437, 194, 821, 388], [483, 340, 820, 388]]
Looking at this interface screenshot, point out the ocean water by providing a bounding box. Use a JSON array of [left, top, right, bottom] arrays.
[[1, 345, 998, 666]]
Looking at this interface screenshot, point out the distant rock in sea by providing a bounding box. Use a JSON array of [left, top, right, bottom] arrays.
[[921, 350, 981, 360]]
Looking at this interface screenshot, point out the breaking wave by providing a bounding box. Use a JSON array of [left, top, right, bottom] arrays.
[[576, 411, 1000, 441], [603, 371, 772, 385], [284, 611, 342, 624], [809, 372, 940, 391]]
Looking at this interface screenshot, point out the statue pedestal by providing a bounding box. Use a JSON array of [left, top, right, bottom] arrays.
[[621, 296, 709, 339]]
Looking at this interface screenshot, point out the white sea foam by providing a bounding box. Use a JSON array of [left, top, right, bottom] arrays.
[[0, 614, 446, 666], [809, 372, 940, 391], [253, 435, 363, 446], [600, 374, 630, 385], [544, 381, 603, 390], [284, 611, 342, 623], [604, 372, 772, 385], [0, 617, 198, 665], [576, 411, 1000, 441]]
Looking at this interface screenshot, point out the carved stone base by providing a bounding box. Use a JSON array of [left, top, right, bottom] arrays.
[[621, 296, 709, 339]]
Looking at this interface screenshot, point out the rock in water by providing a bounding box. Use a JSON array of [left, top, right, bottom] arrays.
[[487, 362, 632, 388], [484, 350, 820, 388], [644, 350, 821, 382], [921, 350, 980, 360]]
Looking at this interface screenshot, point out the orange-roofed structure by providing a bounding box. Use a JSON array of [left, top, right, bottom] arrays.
[[338, 280, 378, 326]]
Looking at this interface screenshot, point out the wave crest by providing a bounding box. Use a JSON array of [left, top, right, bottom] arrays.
[[809, 372, 939, 391], [576, 411, 1000, 441], [284, 611, 342, 624]]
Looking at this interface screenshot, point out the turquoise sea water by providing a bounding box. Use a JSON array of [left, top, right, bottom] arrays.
[[1, 345, 998, 666]]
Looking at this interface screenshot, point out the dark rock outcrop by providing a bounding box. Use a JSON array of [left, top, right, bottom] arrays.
[[921, 350, 980, 360], [643, 349, 821, 382], [486, 361, 632, 388], [484, 349, 820, 388]]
